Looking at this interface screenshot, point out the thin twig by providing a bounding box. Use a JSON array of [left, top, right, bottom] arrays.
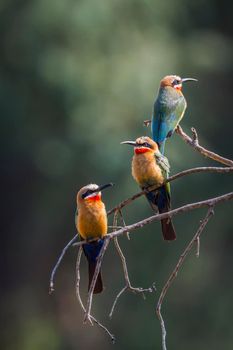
[[109, 286, 127, 319], [83, 237, 110, 324], [109, 211, 155, 319], [119, 209, 130, 240], [49, 235, 78, 294], [110, 237, 155, 318], [156, 207, 214, 350], [195, 237, 200, 258], [176, 125, 233, 167], [75, 247, 115, 342]]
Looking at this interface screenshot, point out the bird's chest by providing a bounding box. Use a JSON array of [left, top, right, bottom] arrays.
[[132, 154, 164, 187], [77, 203, 107, 240], [156, 89, 186, 117]]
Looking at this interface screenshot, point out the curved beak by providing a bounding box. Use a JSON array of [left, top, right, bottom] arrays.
[[97, 183, 114, 192], [181, 78, 198, 83], [120, 141, 137, 146]]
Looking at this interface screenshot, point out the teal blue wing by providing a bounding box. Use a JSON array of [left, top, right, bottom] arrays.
[[154, 151, 170, 178], [154, 150, 171, 199], [152, 97, 186, 144]]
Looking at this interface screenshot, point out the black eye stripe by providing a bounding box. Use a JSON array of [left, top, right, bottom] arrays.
[[172, 79, 181, 86], [145, 142, 151, 148], [141, 142, 151, 148], [82, 189, 94, 199]]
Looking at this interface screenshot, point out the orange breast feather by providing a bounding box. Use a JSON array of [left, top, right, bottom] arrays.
[[77, 200, 107, 240], [132, 152, 164, 188]]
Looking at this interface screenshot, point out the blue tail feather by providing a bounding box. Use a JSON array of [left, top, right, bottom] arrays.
[[83, 239, 104, 263], [145, 186, 176, 241], [82, 239, 104, 293]]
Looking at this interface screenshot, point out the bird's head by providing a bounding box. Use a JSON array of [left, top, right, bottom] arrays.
[[77, 183, 114, 204], [160, 75, 197, 91], [121, 136, 158, 154]]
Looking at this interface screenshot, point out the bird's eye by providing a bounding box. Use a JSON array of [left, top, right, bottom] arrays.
[[82, 189, 93, 199], [143, 142, 151, 148], [172, 79, 181, 86]]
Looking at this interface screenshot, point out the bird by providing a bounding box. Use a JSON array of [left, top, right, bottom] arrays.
[[75, 183, 113, 294], [121, 136, 176, 241], [152, 75, 197, 154]]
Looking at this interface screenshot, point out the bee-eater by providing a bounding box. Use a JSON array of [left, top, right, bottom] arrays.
[[121, 136, 176, 241], [152, 75, 197, 153], [76, 183, 113, 294]]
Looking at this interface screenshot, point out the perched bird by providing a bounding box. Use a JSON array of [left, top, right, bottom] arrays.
[[76, 183, 113, 294], [152, 75, 197, 153], [121, 136, 176, 241]]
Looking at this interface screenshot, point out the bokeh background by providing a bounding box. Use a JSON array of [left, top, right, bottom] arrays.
[[2, 0, 233, 349]]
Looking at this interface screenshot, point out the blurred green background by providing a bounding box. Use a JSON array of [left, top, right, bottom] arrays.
[[2, 0, 233, 349]]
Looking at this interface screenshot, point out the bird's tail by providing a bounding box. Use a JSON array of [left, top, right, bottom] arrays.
[[82, 239, 104, 294], [151, 117, 167, 154], [145, 185, 176, 241]]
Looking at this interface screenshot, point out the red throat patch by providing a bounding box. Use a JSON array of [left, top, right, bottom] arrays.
[[86, 194, 101, 201], [174, 84, 182, 91], [135, 147, 151, 154]]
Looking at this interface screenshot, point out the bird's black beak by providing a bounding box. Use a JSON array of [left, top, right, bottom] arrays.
[[96, 183, 114, 192], [120, 141, 137, 146], [181, 78, 198, 83]]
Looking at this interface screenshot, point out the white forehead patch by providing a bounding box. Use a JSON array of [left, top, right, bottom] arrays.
[[86, 183, 99, 191], [171, 75, 181, 80]]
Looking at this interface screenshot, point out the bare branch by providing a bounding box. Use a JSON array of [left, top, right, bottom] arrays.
[[168, 166, 233, 182], [109, 286, 127, 318], [72, 192, 233, 247], [156, 207, 214, 350], [49, 235, 78, 294], [110, 236, 155, 318], [107, 192, 233, 240], [83, 237, 110, 324], [75, 247, 115, 342], [176, 125, 233, 167], [109, 211, 155, 319], [107, 166, 233, 216]]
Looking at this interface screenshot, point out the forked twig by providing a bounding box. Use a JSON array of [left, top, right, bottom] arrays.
[[118, 209, 130, 240], [176, 125, 233, 167], [109, 210, 155, 319], [75, 247, 115, 342], [144, 120, 233, 167], [156, 207, 214, 350]]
